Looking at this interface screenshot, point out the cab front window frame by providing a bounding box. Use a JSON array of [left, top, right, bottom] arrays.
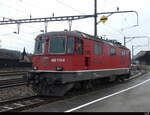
[[34, 38, 45, 55], [48, 36, 67, 55]]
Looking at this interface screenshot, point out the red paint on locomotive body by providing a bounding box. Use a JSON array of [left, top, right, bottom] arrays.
[[26, 30, 131, 96], [32, 31, 131, 72]]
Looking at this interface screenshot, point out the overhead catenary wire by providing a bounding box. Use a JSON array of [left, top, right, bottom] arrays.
[[0, 0, 66, 33], [0, 26, 36, 44], [0, 1, 28, 14], [1, 39, 34, 50], [0, 1, 143, 50], [0, 25, 41, 35], [0, 2, 45, 31], [0, 17, 43, 31], [102, 23, 125, 36], [18, 0, 49, 11], [0, 35, 34, 45], [100, 29, 122, 44], [55, 0, 86, 15]]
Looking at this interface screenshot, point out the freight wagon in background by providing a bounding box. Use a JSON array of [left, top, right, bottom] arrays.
[[25, 30, 131, 96], [0, 48, 32, 68]]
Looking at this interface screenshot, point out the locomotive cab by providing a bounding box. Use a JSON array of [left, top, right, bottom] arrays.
[[32, 34, 84, 71]]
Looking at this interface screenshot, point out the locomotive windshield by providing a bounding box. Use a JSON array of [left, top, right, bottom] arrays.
[[34, 36, 75, 55], [34, 39, 45, 54], [49, 37, 74, 54], [49, 37, 66, 54]]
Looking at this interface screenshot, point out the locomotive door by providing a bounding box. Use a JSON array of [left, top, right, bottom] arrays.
[[84, 43, 91, 70], [93, 42, 104, 69], [74, 38, 84, 70]]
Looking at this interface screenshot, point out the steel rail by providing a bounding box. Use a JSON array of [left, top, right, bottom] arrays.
[[0, 71, 145, 112]]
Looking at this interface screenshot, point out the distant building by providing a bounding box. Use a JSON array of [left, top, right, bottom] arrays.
[[0, 48, 21, 60], [0, 48, 32, 68], [133, 51, 150, 65], [0, 48, 32, 62]]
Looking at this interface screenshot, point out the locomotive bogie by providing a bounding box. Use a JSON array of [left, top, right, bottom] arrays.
[[26, 68, 130, 96]]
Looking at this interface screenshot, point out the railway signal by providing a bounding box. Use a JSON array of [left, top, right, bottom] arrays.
[[100, 15, 108, 24]]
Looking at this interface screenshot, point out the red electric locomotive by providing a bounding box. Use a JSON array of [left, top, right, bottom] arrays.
[[25, 30, 131, 96]]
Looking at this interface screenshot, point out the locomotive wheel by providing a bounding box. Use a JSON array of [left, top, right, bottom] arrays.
[[31, 83, 42, 95], [82, 80, 93, 90], [117, 74, 129, 82], [48, 83, 74, 96], [125, 73, 131, 79], [32, 83, 74, 96]]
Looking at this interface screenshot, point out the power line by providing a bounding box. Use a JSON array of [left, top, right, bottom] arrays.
[[18, 0, 50, 12], [0, 35, 34, 45], [0, 26, 37, 44], [0, 1, 28, 14], [99, 25, 123, 42], [0, 2, 44, 30], [0, 16, 42, 31], [0, 1, 50, 15], [102, 24, 125, 36], [56, 0, 86, 15], [0, 22, 43, 35], [0, 44, 34, 53]]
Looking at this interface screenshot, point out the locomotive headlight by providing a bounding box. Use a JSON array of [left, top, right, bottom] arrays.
[[56, 66, 63, 71], [33, 66, 38, 70]]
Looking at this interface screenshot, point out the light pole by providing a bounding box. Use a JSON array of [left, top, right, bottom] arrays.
[[132, 45, 134, 60], [94, 0, 97, 38]]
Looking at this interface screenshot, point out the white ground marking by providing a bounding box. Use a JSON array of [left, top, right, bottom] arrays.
[[3, 106, 13, 110], [14, 103, 24, 107], [65, 77, 150, 112]]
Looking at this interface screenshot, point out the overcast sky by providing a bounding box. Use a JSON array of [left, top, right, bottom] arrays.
[[0, 0, 149, 56]]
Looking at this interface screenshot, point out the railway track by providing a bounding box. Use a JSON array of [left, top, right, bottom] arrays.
[[0, 71, 29, 89], [0, 71, 145, 112], [0, 66, 141, 89], [0, 78, 25, 88], [0, 96, 44, 112], [0, 96, 62, 112], [0, 71, 28, 76]]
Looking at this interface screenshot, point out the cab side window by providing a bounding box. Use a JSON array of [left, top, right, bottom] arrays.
[[34, 38, 45, 54], [121, 49, 126, 57], [94, 43, 103, 55], [76, 38, 83, 55], [67, 38, 74, 54], [110, 47, 116, 56]]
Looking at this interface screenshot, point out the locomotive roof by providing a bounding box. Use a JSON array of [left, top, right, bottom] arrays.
[[37, 30, 128, 49]]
